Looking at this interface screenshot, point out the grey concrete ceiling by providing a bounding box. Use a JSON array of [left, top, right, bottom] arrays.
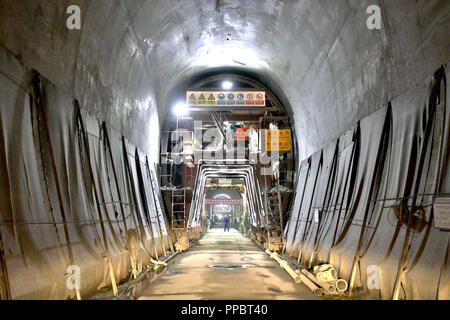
[[0, 0, 448, 161]]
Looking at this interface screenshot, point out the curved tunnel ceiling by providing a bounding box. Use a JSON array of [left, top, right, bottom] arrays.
[[0, 0, 448, 161]]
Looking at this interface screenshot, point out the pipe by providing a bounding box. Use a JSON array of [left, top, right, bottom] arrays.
[[336, 279, 348, 292], [265, 250, 301, 283], [301, 269, 336, 295], [256, 240, 323, 296], [298, 274, 324, 296]]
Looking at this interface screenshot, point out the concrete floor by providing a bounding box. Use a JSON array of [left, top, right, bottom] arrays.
[[138, 227, 319, 300]]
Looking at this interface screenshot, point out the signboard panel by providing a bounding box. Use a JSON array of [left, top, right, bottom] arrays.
[[433, 196, 450, 230], [266, 129, 292, 152], [218, 178, 231, 184], [187, 91, 266, 107], [234, 128, 248, 141], [212, 208, 232, 214], [205, 198, 243, 205]]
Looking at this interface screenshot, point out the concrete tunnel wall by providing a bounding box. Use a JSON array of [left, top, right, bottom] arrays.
[[0, 0, 449, 299]]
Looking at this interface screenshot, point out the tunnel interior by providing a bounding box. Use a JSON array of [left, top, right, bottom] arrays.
[[0, 0, 449, 301]]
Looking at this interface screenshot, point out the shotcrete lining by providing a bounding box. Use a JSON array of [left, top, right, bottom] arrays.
[[0, 1, 448, 160]]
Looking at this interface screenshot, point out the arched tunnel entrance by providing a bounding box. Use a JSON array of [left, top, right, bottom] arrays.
[[0, 0, 449, 304], [159, 72, 297, 251]]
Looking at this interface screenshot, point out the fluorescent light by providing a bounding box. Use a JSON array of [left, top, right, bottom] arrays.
[[173, 102, 189, 116], [222, 81, 233, 90]]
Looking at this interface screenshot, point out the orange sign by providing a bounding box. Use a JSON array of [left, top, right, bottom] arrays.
[[266, 129, 292, 151]]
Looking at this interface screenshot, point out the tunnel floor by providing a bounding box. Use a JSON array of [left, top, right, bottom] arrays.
[[138, 227, 319, 300]]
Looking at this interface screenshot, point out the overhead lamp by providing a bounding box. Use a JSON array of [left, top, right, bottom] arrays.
[[222, 80, 233, 90], [173, 102, 189, 116]]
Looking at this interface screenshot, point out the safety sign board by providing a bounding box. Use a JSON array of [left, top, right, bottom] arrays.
[[234, 128, 249, 141], [212, 208, 232, 214], [433, 197, 450, 230], [205, 198, 243, 205], [266, 129, 292, 152], [187, 91, 265, 107]]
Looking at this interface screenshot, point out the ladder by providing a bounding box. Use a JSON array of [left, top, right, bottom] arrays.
[[265, 179, 284, 251], [171, 188, 187, 229], [148, 162, 175, 253]]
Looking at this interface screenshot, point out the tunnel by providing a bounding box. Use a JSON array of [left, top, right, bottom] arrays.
[[0, 0, 449, 303]]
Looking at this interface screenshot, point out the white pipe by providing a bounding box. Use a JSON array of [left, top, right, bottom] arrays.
[[301, 269, 336, 295], [261, 246, 324, 296], [336, 279, 348, 292]]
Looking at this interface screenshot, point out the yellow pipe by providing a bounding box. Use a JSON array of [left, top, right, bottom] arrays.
[[265, 250, 301, 283]]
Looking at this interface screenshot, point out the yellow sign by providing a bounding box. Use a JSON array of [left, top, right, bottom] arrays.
[[266, 129, 292, 151]]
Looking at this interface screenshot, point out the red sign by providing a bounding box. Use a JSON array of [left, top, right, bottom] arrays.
[[205, 198, 243, 205], [212, 208, 232, 214], [234, 128, 248, 141]]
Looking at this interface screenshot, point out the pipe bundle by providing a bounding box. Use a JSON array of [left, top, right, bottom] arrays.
[[299, 264, 348, 296]]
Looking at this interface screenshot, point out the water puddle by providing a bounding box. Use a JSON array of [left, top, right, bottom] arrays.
[[208, 264, 256, 270], [164, 270, 184, 275]]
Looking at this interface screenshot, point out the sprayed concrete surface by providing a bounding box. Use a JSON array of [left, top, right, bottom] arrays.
[[138, 227, 318, 300]]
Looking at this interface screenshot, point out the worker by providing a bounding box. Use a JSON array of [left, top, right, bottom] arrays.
[[224, 215, 230, 232], [206, 215, 211, 231]]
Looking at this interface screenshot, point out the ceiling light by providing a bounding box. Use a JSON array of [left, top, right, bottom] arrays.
[[222, 81, 233, 90], [173, 102, 189, 116]]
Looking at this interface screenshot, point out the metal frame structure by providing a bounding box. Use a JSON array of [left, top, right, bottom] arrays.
[[187, 160, 267, 230]]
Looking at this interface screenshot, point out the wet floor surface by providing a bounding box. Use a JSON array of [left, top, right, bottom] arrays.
[[138, 227, 319, 300]]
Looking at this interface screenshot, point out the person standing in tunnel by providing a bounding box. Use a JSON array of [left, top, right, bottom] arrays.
[[206, 215, 211, 231], [224, 215, 230, 232]]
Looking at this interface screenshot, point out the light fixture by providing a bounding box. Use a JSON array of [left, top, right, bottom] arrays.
[[173, 102, 189, 116], [222, 80, 233, 90]]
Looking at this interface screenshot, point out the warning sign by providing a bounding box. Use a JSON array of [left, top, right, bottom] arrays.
[[266, 129, 292, 152], [186, 91, 265, 107], [188, 93, 196, 104], [198, 93, 206, 105], [207, 93, 216, 105], [234, 128, 248, 141]]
